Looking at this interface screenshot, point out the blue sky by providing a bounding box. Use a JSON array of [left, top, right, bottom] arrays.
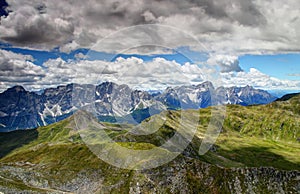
[[239, 54, 300, 81], [1, 44, 194, 65]]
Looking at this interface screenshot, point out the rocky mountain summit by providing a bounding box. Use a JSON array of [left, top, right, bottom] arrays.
[[0, 82, 276, 131]]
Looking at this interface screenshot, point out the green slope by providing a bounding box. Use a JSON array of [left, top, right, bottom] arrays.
[[0, 94, 299, 193]]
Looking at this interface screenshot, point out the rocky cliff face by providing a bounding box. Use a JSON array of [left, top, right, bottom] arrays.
[[216, 85, 277, 106], [0, 86, 42, 130], [0, 154, 299, 193], [0, 82, 276, 131]]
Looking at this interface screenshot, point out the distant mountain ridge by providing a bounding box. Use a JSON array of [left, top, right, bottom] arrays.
[[275, 92, 300, 101], [0, 82, 276, 131]]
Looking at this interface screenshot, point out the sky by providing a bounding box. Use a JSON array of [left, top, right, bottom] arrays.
[[0, 0, 300, 95]]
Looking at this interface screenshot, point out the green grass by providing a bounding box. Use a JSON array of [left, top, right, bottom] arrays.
[[116, 142, 157, 150], [0, 129, 38, 158], [201, 132, 300, 170], [1, 98, 299, 170], [0, 94, 299, 192]]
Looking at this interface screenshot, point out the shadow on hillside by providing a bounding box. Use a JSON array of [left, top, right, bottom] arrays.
[[178, 134, 300, 171], [0, 129, 38, 159], [216, 146, 300, 171]]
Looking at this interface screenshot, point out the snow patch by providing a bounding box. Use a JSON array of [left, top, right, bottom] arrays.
[[0, 111, 8, 117], [39, 112, 47, 126], [238, 91, 243, 97], [187, 92, 198, 102], [42, 102, 64, 117]]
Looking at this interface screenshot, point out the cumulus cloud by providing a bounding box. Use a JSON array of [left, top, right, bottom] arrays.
[[0, 49, 44, 91], [40, 57, 207, 91], [207, 55, 242, 72], [0, 0, 299, 54], [0, 4, 74, 49], [0, 47, 215, 91], [1, 48, 298, 92], [221, 68, 300, 90]]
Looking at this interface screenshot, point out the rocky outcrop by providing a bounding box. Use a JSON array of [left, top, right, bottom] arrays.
[[0, 156, 299, 193], [0, 82, 276, 131]]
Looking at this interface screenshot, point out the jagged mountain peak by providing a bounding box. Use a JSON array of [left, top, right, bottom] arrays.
[[196, 81, 214, 89], [0, 82, 276, 131], [5, 85, 26, 93]]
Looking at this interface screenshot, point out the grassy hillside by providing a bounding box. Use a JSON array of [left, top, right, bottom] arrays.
[[0, 94, 299, 193]]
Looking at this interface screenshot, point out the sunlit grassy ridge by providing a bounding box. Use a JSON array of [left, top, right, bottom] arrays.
[[0, 94, 299, 192], [1, 95, 299, 169], [196, 96, 300, 170]]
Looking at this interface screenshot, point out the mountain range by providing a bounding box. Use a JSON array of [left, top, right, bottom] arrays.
[[0, 92, 299, 193], [0, 81, 276, 131]]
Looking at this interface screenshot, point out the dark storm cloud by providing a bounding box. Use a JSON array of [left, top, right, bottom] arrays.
[[0, 0, 299, 54], [2, 21, 73, 45], [82, 0, 266, 27], [0, 4, 74, 49]]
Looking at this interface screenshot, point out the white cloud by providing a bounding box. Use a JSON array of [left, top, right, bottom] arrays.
[[0, 49, 299, 92], [221, 68, 300, 90], [0, 51, 214, 91], [0, 49, 44, 91], [207, 55, 242, 72], [74, 52, 87, 60], [0, 49, 33, 61], [40, 57, 208, 91]]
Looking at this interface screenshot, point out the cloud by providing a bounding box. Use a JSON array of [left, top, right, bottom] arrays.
[[221, 68, 300, 90], [0, 49, 299, 92], [0, 0, 299, 55], [0, 48, 209, 91], [207, 55, 242, 72], [40, 57, 206, 91], [0, 3, 74, 49], [113, 57, 207, 89], [0, 49, 45, 91], [287, 73, 300, 77], [74, 52, 86, 60], [119, 46, 175, 55]]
